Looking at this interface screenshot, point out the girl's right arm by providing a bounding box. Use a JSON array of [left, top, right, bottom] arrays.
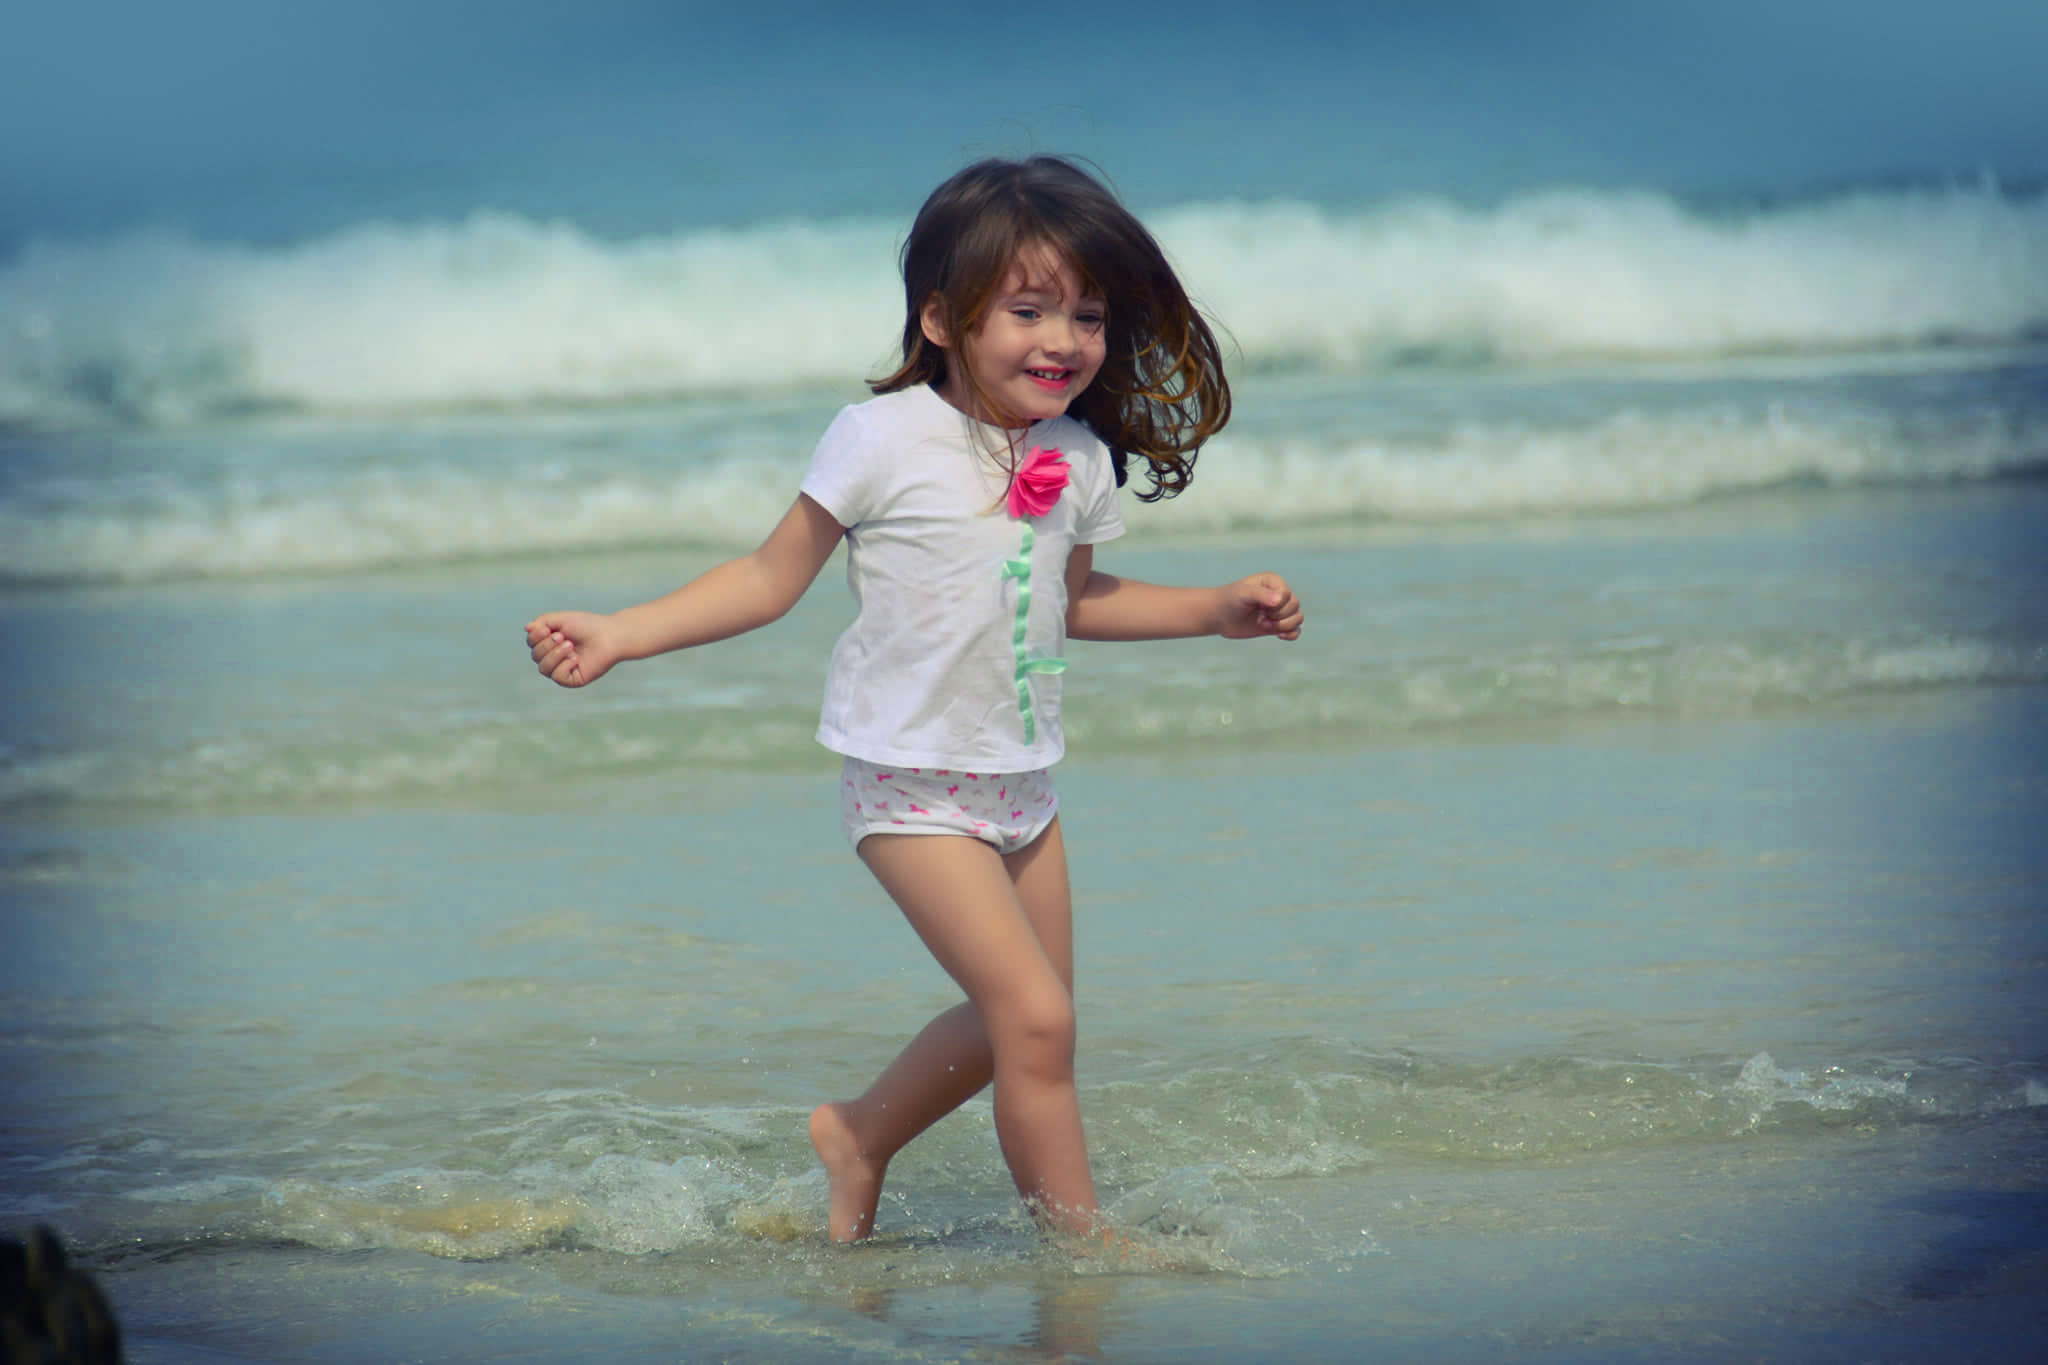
[[525, 493, 847, 688]]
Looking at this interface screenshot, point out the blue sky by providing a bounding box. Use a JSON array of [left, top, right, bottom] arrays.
[[5, 0, 2046, 247]]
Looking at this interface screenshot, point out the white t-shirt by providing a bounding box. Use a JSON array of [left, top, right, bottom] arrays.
[[799, 384, 1126, 771]]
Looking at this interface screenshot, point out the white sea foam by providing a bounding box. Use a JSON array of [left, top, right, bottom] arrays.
[[4, 396, 2040, 585], [3, 183, 2043, 427], [1167, 183, 2048, 367], [0, 455, 800, 583], [1734, 1052, 1912, 1115], [2, 630, 2035, 814], [1132, 400, 2048, 530]]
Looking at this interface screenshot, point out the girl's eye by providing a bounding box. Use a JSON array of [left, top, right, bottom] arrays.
[[1077, 313, 1105, 328], [1010, 308, 1041, 322]]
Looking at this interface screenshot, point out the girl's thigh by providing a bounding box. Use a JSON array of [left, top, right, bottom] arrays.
[[1002, 817, 1074, 990], [860, 828, 1073, 1024]]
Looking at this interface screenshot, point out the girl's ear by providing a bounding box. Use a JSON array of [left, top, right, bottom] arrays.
[[919, 293, 952, 350]]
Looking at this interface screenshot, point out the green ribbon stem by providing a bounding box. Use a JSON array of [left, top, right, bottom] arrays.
[[1000, 523, 1068, 744]]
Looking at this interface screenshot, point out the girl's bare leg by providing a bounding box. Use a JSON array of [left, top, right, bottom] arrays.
[[810, 820, 1090, 1239], [808, 1003, 988, 1240]]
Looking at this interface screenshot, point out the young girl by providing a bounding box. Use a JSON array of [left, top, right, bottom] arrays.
[[525, 156, 1303, 1243]]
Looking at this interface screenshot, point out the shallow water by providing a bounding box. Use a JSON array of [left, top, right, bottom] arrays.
[[5, 350, 2048, 1359]]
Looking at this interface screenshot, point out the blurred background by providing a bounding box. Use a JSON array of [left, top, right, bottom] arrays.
[[8, 0, 2047, 245], [4, 4, 2046, 1361], [4, 0, 2045, 442]]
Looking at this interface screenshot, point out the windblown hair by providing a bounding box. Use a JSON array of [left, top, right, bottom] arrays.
[[870, 156, 1230, 500]]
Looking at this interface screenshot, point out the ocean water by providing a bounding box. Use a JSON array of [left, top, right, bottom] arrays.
[[4, 184, 2048, 1361]]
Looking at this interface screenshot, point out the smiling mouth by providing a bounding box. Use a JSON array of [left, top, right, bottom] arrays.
[[1026, 368, 1074, 388]]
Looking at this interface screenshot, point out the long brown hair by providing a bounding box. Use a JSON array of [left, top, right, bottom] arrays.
[[870, 156, 1230, 500]]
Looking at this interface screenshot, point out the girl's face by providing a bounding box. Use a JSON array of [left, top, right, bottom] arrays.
[[924, 246, 1106, 430]]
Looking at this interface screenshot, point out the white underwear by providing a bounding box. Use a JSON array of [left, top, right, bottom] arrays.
[[839, 758, 1058, 855]]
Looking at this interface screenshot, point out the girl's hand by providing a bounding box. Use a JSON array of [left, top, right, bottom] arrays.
[[525, 611, 622, 687], [1217, 573, 1303, 641]]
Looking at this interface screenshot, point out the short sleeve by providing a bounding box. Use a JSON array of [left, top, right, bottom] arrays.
[[1070, 427, 1126, 547], [799, 405, 883, 528]]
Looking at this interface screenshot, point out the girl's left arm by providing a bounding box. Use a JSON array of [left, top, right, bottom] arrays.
[[1064, 545, 1303, 642]]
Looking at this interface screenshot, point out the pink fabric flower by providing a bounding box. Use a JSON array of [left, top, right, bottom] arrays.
[[1007, 446, 1070, 519]]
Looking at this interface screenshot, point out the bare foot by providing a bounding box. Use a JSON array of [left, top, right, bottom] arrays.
[[808, 1101, 884, 1241]]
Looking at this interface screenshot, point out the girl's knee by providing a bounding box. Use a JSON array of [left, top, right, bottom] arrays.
[[994, 984, 1076, 1070]]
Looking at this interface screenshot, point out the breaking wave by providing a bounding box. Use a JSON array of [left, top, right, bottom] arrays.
[[3, 181, 2043, 428]]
